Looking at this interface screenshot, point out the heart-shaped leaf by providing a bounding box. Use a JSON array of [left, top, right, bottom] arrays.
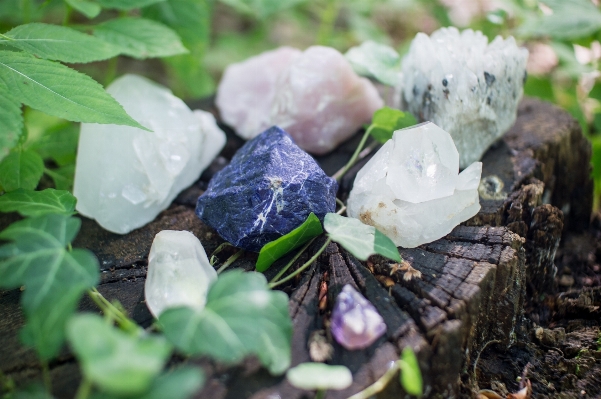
[[0, 188, 76, 217]]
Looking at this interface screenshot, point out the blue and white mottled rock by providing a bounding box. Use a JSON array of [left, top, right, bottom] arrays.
[[74, 74, 226, 234], [400, 27, 528, 168], [196, 126, 338, 252], [347, 122, 481, 248], [145, 230, 217, 318]]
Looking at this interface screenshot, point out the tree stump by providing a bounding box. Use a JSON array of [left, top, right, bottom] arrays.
[[0, 98, 592, 398]]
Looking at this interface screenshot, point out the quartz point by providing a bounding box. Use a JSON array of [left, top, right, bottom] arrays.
[[216, 45, 383, 155], [196, 126, 338, 252], [145, 230, 217, 319], [74, 74, 226, 234], [331, 284, 386, 350], [347, 122, 482, 248], [399, 27, 528, 168]]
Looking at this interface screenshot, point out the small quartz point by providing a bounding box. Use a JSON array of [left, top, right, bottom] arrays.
[[145, 230, 217, 318], [347, 122, 482, 248], [331, 285, 386, 350], [217, 46, 383, 155], [74, 74, 226, 234], [400, 27, 528, 168]]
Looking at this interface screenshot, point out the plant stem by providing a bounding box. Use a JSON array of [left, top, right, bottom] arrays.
[[347, 361, 400, 399], [0, 33, 13, 41], [41, 360, 52, 393], [316, 0, 339, 46], [74, 377, 93, 399], [269, 237, 316, 284], [332, 127, 374, 182], [104, 57, 118, 87], [21, 0, 31, 24], [63, 3, 72, 26], [269, 238, 331, 289], [314, 389, 326, 399], [216, 249, 244, 274], [210, 242, 233, 265], [88, 288, 138, 333]]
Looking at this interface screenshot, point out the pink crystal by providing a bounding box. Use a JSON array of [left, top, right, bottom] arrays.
[[331, 284, 386, 350], [216, 46, 383, 155]]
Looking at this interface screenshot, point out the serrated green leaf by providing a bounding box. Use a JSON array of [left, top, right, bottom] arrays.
[[94, 18, 188, 59], [160, 270, 292, 375], [28, 122, 78, 166], [0, 91, 23, 162], [324, 213, 401, 262], [256, 212, 323, 272], [345, 41, 401, 86], [67, 313, 172, 396], [95, 0, 166, 10], [369, 107, 417, 144], [286, 363, 352, 390], [0, 149, 44, 191], [44, 165, 75, 191], [0, 188, 76, 217], [2, 23, 120, 63], [518, 0, 601, 40], [142, 0, 210, 46], [0, 51, 147, 129], [65, 0, 102, 19], [399, 347, 422, 397]]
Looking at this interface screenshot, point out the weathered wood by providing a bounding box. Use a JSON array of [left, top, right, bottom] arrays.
[[0, 99, 591, 398]]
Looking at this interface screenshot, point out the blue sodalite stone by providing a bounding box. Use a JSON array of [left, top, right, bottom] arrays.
[[196, 126, 338, 252]]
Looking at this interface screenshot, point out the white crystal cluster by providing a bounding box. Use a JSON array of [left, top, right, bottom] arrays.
[[74, 74, 226, 234], [216, 46, 383, 155], [400, 27, 528, 168], [347, 122, 481, 248], [145, 230, 217, 318]]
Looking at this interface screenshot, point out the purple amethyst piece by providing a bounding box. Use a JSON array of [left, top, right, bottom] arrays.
[[331, 284, 386, 350]]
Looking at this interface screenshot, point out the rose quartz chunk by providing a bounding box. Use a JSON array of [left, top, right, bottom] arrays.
[[216, 46, 384, 155]]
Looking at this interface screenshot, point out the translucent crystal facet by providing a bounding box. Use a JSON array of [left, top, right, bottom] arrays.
[[74, 74, 226, 234], [400, 27, 528, 168], [216, 46, 383, 155], [331, 285, 386, 350], [347, 122, 482, 248]]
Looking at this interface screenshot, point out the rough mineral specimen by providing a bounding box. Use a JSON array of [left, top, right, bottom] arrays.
[[347, 122, 482, 248], [74, 74, 226, 234], [145, 230, 217, 318], [331, 284, 386, 350], [216, 46, 383, 155], [400, 27, 528, 168], [196, 126, 338, 252]]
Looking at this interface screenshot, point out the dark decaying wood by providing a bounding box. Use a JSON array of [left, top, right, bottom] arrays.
[[0, 98, 592, 398]]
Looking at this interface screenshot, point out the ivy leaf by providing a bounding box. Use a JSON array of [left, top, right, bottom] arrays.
[[160, 270, 292, 375], [0, 149, 44, 191], [256, 212, 323, 272], [0, 188, 76, 217], [368, 107, 417, 144], [28, 122, 79, 166], [95, 0, 166, 10], [2, 23, 120, 63], [64, 0, 102, 19], [518, 0, 601, 40], [45, 165, 75, 191], [0, 91, 23, 162], [67, 313, 172, 396], [286, 363, 352, 391], [399, 347, 422, 397], [0, 51, 147, 130], [93, 18, 188, 59], [345, 41, 402, 86], [323, 213, 401, 262]]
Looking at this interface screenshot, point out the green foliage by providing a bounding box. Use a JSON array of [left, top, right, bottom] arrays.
[[256, 212, 323, 272], [67, 313, 172, 396], [286, 363, 352, 390], [93, 18, 188, 60], [44, 165, 75, 191], [345, 40, 401, 86], [323, 213, 402, 263], [519, 0, 601, 40], [160, 270, 292, 375], [0, 188, 76, 217], [368, 107, 417, 143], [219, 0, 306, 19], [399, 347, 422, 397], [0, 149, 44, 192], [95, 0, 166, 10], [64, 0, 102, 19], [0, 92, 22, 162], [27, 123, 79, 166]]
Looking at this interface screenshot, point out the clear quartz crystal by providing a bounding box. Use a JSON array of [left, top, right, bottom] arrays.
[[347, 122, 482, 248], [331, 285, 386, 350], [145, 230, 217, 318], [74, 74, 226, 234]]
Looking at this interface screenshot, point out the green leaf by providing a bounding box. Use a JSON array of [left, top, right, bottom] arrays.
[[65, 0, 102, 19], [28, 122, 79, 166], [160, 270, 292, 375], [256, 212, 323, 272], [93, 18, 188, 59], [345, 41, 401, 86], [518, 0, 601, 40], [323, 213, 401, 262], [45, 165, 75, 191], [2, 23, 120, 63], [95, 0, 166, 10], [218, 0, 304, 19], [0, 149, 44, 191], [67, 313, 172, 396], [0, 51, 147, 129], [286, 363, 352, 390], [368, 107, 417, 144], [399, 347, 422, 397], [0, 188, 76, 217], [0, 91, 23, 162], [142, 0, 211, 46]]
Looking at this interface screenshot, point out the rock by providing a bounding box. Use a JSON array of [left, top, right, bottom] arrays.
[[74, 74, 226, 234], [346, 122, 482, 248], [216, 45, 383, 155], [330, 284, 386, 350], [144, 230, 217, 318], [400, 27, 528, 168], [196, 126, 337, 252]]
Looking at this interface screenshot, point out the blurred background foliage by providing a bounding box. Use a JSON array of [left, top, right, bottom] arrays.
[[2, 0, 601, 209]]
